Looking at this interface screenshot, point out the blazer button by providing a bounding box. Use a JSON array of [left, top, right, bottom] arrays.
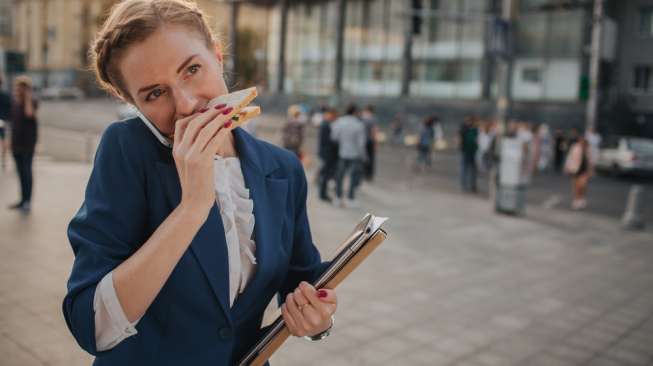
[[219, 327, 233, 340]]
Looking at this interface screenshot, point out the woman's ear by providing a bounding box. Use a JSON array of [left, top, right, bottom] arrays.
[[213, 42, 224, 64]]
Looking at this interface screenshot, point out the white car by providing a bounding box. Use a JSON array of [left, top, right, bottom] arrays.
[[596, 136, 653, 175]]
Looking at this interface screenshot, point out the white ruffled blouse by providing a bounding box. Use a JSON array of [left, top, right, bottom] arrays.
[[92, 156, 258, 351]]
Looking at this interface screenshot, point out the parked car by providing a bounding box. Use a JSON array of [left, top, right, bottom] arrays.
[[39, 86, 85, 100], [595, 136, 653, 175]]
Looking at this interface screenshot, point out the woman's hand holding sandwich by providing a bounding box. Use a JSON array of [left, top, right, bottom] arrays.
[[173, 104, 236, 223]]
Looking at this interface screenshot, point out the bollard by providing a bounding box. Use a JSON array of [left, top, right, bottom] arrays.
[[622, 185, 645, 230]]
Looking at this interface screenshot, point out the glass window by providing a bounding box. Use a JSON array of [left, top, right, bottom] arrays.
[[515, 13, 548, 57], [522, 67, 542, 83], [633, 65, 651, 93], [640, 7, 653, 36], [549, 10, 582, 57]]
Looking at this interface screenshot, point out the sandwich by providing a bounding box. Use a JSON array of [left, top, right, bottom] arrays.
[[170, 87, 260, 140], [208, 87, 259, 128]]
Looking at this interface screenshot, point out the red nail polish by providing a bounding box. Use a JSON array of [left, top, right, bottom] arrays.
[[224, 121, 232, 128], [214, 103, 227, 110], [198, 107, 208, 113], [221, 107, 233, 115], [317, 290, 327, 299]]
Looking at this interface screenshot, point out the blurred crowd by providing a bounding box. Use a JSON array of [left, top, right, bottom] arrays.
[[279, 101, 604, 212]]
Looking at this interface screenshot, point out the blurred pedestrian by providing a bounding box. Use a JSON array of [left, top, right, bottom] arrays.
[[459, 116, 478, 193], [390, 112, 404, 144], [282, 104, 305, 159], [477, 119, 497, 172], [416, 116, 436, 172], [8, 75, 38, 212], [568, 128, 579, 145], [360, 105, 378, 181], [585, 127, 601, 163], [0, 75, 11, 171], [564, 135, 593, 210], [535, 124, 553, 172], [317, 108, 339, 202], [331, 104, 366, 207], [553, 129, 567, 173]]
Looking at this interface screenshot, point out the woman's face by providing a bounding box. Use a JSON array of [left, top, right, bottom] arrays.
[[119, 24, 227, 136], [13, 84, 28, 100]]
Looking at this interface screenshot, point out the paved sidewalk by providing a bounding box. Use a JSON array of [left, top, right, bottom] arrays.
[[1, 154, 653, 366]]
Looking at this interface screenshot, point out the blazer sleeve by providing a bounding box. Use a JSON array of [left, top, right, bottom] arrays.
[[62, 123, 148, 356], [279, 159, 330, 299]]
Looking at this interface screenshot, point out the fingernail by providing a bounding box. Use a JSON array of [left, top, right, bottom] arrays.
[[214, 103, 227, 110], [221, 107, 233, 115], [224, 121, 232, 128], [198, 107, 209, 113], [317, 290, 327, 299]]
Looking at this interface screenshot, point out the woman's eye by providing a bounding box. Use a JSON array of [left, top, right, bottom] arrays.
[[146, 88, 164, 102], [187, 64, 201, 75]]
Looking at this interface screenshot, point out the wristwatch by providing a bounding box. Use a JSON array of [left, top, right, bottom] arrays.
[[303, 315, 335, 342]]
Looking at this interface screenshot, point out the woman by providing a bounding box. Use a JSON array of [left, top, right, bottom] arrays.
[[62, 1, 337, 364], [8, 75, 38, 212], [281, 104, 305, 159], [416, 116, 435, 172], [564, 135, 593, 210]]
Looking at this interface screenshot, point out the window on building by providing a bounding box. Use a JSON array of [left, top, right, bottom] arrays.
[[522, 67, 542, 83], [0, 5, 10, 36], [640, 7, 653, 36], [633, 65, 651, 93]]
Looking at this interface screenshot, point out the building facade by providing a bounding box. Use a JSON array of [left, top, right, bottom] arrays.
[[264, 0, 653, 135], [8, 0, 269, 95]]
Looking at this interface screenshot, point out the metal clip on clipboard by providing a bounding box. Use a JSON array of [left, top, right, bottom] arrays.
[[239, 213, 388, 366]]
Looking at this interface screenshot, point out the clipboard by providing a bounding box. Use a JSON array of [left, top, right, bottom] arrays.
[[238, 213, 388, 366]]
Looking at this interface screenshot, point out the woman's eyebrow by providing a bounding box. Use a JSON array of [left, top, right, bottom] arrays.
[[137, 54, 199, 95], [176, 54, 198, 74]]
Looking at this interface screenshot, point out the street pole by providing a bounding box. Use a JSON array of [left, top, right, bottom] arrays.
[[496, 0, 515, 131], [276, 0, 288, 93], [586, 0, 604, 132], [400, 1, 414, 98], [334, 0, 346, 98]]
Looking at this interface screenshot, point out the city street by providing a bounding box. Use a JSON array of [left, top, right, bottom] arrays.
[[0, 100, 652, 365], [38, 100, 653, 225]]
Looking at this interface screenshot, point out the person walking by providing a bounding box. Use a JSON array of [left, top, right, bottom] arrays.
[[282, 104, 305, 159], [8, 75, 38, 212], [317, 108, 339, 202], [585, 127, 601, 164], [0, 75, 11, 171], [331, 104, 366, 207], [459, 116, 478, 193], [360, 105, 378, 181], [564, 135, 593, 210], [416, 116, 436, 172], [553, 129, 567, 173]]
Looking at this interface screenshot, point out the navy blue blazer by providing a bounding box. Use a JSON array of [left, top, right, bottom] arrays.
[[63, 117, 329, 365]]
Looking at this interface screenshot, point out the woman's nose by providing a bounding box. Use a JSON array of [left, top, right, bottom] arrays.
[[173, 88, 200, 117]]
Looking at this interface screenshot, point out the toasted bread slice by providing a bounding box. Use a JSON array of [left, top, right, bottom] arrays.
[[208, 87, 258, 112], [229, 106, 261, 128]]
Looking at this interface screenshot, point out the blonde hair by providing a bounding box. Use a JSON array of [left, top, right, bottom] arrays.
[[14, 75, 33, 88], [90, 0, 218, 102]]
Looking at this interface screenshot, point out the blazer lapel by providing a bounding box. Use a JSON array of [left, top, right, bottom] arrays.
[[155, 161, 232, 325], [231, 129, 288, 320]]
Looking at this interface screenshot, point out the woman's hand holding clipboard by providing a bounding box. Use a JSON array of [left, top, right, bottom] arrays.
[[239, 214, 388, 366]]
